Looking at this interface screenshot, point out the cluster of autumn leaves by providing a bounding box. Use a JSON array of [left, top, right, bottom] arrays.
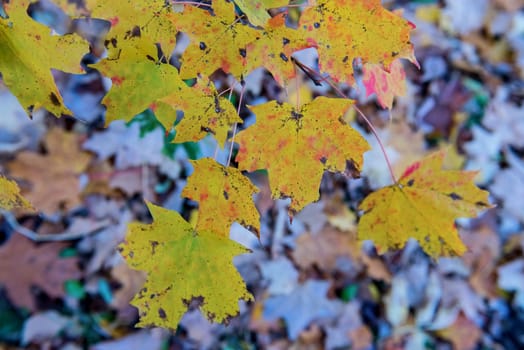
[[0, 0, 491, 329]]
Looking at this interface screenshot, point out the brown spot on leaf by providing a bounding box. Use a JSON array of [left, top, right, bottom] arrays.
[[49, 93, 60, 107], [158, 308, 166, 319], [448, 192, 462, 200], [150, 240, 159, 254]]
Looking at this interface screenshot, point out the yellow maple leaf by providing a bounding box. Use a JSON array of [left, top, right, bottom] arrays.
[[173, 2, 307, 86], [90, 38, 186, 125], [174, 1, 258, 79], [54, 0, 178, 55], [119, 202, 253, 329], [358, 150, 492, 257], [234, 97, 370, 213], [247, 13, 309, 86], [0, 0, 88, 116], [182, 158, 260, 237], [299, 0, 416, 85], [157, 77, 242, 147], [0, 176, 33, 211]]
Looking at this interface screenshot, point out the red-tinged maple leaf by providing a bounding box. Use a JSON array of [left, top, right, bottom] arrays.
[[299, 0, 416, 85], [358, 150, 492, 257], [234, 97, 370, 213], [362, 59, 407, 109], [182, 158, 260, 237]]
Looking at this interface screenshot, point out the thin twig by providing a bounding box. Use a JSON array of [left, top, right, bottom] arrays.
[[291, 57, 398, 184], [0, 209, 111, 242], [171, 1, 211, 8], [227, 82, 245, 167], [214, 87, 235, 160]]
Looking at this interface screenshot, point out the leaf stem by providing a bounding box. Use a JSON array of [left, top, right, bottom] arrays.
[[294, 63, 300, 110], [226, 82, 245, 167]]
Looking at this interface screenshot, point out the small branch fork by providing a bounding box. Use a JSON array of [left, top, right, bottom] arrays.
[[291, 57, 398, 184]]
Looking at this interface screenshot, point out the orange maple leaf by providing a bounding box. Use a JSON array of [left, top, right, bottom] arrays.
[[358, 150, 492, 257], [234, 97, 370, 213]]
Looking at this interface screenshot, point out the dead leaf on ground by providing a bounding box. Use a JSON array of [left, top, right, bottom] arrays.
[[460, 225, 500, 298], [437, 312, 482, 350], [0, 234, 82, 310], [292, 227, 360, 272], [7, 128, 91, 213]]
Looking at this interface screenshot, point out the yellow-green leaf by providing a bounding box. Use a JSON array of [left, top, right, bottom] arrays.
[[0, 0, 88, 116], [182, 158, 260, 237], [299, 0, 416, 85], [233, 0, 288, 27], [55, 0, 178, 54], [90, 38, 186, 125], [358, 150, 492, 257], [234, 97, 370, 213], [0, 176, 32, 211], [119, 202, 253, 329]]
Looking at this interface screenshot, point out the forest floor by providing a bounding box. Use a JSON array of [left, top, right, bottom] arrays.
[[1, 0, 524, 349]]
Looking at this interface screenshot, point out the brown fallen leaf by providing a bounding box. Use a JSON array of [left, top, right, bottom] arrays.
[[110, 262, 146, 317], [292, 227, 359, 272], [0, 234, 82, 310], [347, 325, 373, 350], [460, 225, 500, 299], [437, 312, 482, 350], [8, 128, 91, 213]]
